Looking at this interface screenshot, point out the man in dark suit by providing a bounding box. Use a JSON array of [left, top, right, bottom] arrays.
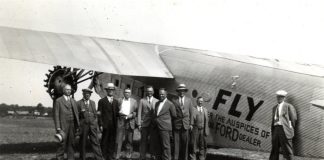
[[98, 83, 119, 160], [172, 84, 194, 160], [152, 88, 177, 160], [269, 90, 297, 160], [189, 97, 209, 160], [115, 88, 138, 160], [54, 84, 80, 160], [77, 88, 104, 160], [137, 86, 159, 160]]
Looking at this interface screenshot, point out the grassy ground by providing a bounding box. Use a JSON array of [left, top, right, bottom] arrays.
[[0, 117, 323, 160]]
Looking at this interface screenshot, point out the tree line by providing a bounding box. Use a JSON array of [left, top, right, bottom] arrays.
[[0, 103, 53, 117]]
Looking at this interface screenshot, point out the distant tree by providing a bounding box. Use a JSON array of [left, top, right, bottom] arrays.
[[36, 103, 45, 114]]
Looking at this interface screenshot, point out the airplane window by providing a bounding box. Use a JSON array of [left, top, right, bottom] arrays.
[[192, 89, 198, 98], [115, 80, 119, 87], [126, 84, 131, 89], [139, 86, 144, 98], [201, 92, 212, 102]]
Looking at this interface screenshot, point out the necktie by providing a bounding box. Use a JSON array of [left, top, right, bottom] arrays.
[[275, 105, 280, 122], [180, 98, 183, 106], [149, 98, 151, 104]]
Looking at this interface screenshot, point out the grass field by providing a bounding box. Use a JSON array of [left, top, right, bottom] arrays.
[[0, 117, 57, 159], [0, 117, 141, 160], [0, 117, 323, 160]]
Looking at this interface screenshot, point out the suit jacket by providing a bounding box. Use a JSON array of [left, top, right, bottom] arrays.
[[137, 96, 159, 128], [172, 96, 194, 130], [77, 99, 97, 125], [98, 97, 119, 129], [271, 102, 297, 139], [190, 106, 209, 136], [118, 97, 138, 129], [54, 96, 80, 131], [153, 99, 177, 131]]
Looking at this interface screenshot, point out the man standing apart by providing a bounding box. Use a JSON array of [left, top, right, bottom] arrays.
[[137, 86, 159, 160], [269, 90, 297, 160], [153, 88, 177, 160], [54, 84, 80, 160], [189, 97, 209, 160], [116, 88, 138, 160], [172, 84, 193, 160], [98, 83, 119, 160], [77, 88, 104, 160]]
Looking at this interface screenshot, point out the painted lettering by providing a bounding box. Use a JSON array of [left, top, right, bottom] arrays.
[[213, 89, 232, 110], [228, 94, 242, 117], [246, 97, 264, 121]]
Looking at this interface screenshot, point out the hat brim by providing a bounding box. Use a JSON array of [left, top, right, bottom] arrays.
[[176, 88, 188, 92], [82, 90, 93, 93], [54, 134, 63, 142], [104, 87, 116, 90]]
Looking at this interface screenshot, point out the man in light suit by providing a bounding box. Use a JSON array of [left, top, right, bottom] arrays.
[[172, 84, 194, 160], [115, 88, 138, 160], [137, 86, 159, 160], [269, 90, 297, 160], [152, 88, 177, 160], [77, 88, 104, 160], [98, 83, 119, 160], [189, 97, 209, 160], [54, 84, 80, 160]]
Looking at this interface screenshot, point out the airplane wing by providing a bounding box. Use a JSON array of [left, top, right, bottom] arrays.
[[0, 26, 173, 78]]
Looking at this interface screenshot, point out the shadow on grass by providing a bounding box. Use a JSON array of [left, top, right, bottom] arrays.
[[0, 140, 141, 154], [0, 142, 58, 154], [206, 154, 248, 160]]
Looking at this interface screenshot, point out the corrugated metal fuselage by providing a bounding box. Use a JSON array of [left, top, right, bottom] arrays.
[[95, 49, 324, 158]]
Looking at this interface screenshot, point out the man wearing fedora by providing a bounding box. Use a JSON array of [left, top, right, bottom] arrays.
[[54, 84, 80, 160], [172, 84, 194, 160], [77, 88, 104, 160], [137, 86, 159, 160], [115, 88, 138, 160], [269, 90, 297, 160], [98, 83, 119, 160]]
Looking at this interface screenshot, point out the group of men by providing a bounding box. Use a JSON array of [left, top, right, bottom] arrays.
[[53, 82, 297, 160], [53, 83, 209, 160]]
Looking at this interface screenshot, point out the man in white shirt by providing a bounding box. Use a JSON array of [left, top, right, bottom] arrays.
[[269, 90, 297, 160], [116, 88, 138, 160]]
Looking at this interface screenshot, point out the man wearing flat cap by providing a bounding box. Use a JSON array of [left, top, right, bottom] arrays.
[[98, 83, 119, 160], [54, 84, 80, 160], [269, 90, 297, 160], [172, 84, 194, 160], [77, 88, 104, 160]]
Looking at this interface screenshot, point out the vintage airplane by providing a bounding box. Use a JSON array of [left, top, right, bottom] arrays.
[[0, 26, 324, 159]]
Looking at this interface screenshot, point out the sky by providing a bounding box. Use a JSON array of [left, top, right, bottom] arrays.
[[0, 0, 324, 106], [0, 58, 101, 107], [0, 0, 323, 65]]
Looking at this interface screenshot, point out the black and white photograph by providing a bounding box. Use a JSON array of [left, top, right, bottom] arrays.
[[0, 0, 324, 160]]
